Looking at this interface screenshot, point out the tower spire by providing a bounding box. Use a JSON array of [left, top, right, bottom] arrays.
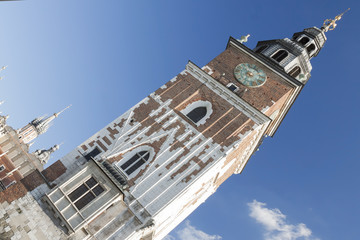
[[18, 105, 71, 144], [32, 105, 71, 135], [54, 104, 71, 117]]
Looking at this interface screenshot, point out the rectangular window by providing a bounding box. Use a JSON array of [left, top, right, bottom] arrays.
[[0, 165, 5, 172], [68, 177, 104, 210], [226, 83, 238, 92]]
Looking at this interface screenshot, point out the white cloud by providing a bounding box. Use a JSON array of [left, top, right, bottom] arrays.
[[248, 200, 319, 240], [163, 235, 176, 240], [165, 220, 222, 240]]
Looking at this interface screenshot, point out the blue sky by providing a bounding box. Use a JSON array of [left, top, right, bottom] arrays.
[[0, 1, 359, 239]]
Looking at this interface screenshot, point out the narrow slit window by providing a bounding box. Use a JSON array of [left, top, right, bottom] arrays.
[[0, 165, 4, 172], [0, 181, 5, 191], [186, 107, 207, 123], [68, 177, 104, 210], [121, 151, 150, 175], [272, 50, 288, 62], [288, 66, 301, 78]]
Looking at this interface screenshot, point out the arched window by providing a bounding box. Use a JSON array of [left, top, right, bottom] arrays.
[[120, 151, 150, 175], [306, 44, 316, 55], [288, 66, 301, 78], [181, 100, 213, 126], [298, 37, 310, 45], [255, 45, 267, 53], [186, 107, 207, 124], [271, 50, 288, 62]]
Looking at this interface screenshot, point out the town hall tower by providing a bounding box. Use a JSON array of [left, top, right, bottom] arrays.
[[0, 11, 348, 240]]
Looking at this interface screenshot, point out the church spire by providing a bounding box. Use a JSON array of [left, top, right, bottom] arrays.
[[253, 9, 349, 84], [18, 105, 71, 144], [32, 105, 71, 135]]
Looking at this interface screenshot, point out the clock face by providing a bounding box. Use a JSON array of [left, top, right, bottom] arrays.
[[234, 63, 267, 87]]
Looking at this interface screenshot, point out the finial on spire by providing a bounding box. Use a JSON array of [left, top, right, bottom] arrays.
[[0, 66, 7, 72], [54, 104, 71, 117], [238, 34, 250, 44], [322, 8, 350, 32]]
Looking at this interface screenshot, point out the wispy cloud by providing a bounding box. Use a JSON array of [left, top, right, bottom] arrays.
[[165, 220, 222, 240], [248, 200, 319, 240]]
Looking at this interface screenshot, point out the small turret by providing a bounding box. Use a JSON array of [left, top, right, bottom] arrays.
[[253, 9, 349, 84], [18, 105, 71, 144], [32, 144, 60, 164]]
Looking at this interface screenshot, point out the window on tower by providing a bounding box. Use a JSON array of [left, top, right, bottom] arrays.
[[181, 100, 213, 126], [306, 44, 316, 55], [227, 83, 239, 92], [186, 107, 207, 124], [298, 37, 310, 45], [271, 50, 288, 62], [288, 66, 301, 78], [120, 151, 150, 175], [0, 181, 5, 191]]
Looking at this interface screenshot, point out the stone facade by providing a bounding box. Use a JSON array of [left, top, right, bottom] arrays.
[[0, 124, 42, 189]]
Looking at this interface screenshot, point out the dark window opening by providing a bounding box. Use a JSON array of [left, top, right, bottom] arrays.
[[298, 37, 310, 45], [271, 50, 288, 62], [74, 192, 95, 210], [68, 184, 88, 201], [186, 107, 207, 123], [255, 45, 267, 53], [0, 165, 4, 172], [84, 147, 101, 161], [227, 84, 238, 92], [306, 44, 316, 55], [288, 66, 301, 78], [0, 181, 5, 192], [68, 177, 104, 210], [121, 151, 150, 175]]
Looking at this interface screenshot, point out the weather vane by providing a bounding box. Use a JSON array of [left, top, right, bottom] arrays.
[[322, 8, 350, 32]]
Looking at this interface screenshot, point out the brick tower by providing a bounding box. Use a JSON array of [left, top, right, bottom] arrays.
[[0, 12, 347, 240]]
